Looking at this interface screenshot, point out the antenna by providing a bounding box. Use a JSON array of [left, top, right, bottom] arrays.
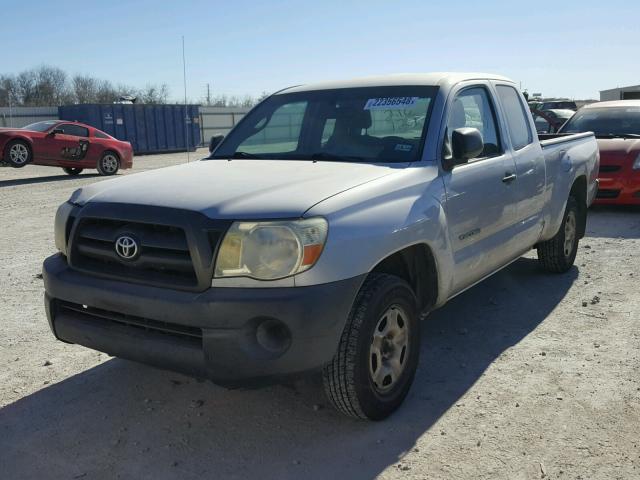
[[182, 35, 190, 163]]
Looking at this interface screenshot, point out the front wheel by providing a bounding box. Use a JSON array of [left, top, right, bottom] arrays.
[[62, 167, 83, 176], [322, 273, 420, 420], [4, 140, 31, 168], [537, 196, 580, 273], [97, 152, 120, 176]]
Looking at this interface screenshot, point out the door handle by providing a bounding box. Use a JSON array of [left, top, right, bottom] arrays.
[[502, 172, 517, 183]]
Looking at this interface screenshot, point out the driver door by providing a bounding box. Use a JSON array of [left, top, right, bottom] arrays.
[[39, 124, 88, 165], [441, 84, 519, 293]]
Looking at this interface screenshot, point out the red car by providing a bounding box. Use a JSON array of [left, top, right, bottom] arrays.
[[0, 120, 133, 176], [560, 100, 640, 205]]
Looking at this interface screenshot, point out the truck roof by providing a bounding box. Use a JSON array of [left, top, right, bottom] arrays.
[[583, 100, 640, 109], [280, 72, 514, 93]]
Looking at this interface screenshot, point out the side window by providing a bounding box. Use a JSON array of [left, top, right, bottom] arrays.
[[496, 85, 533, 150], [236, 101, 307, 154], [60, 124, 89, 138], [446, 87, 501, 158], [95, 131, 110, 139]]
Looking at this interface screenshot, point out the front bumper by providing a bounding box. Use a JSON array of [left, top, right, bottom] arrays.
[[595, 174, 640, 205], [43, 253, 364, 385]]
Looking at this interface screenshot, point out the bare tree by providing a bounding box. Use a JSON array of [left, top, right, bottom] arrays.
[[0, 75, 18, 107], [33, 65, 72, 106], [0, 65, 255, 107], [138, 83, 170, 104], [72, 75, 99, 103]]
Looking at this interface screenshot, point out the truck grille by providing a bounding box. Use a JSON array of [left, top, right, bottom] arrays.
[[73, 218, 197, 287], [67, 203, 230, 291], [58, 300, 203, 343], [599, 165, 621, 173]]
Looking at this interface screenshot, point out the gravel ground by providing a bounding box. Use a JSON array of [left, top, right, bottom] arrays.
[[1, 152, 639, 480]]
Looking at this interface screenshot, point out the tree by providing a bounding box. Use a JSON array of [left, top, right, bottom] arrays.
[[138, 83, 170, 104], [72, 75, 99, 104]]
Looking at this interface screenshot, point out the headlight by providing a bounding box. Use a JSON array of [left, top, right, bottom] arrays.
[[214, 217, 328, 280], [54, 201, 75, 256], [633, 152, 640, 170]]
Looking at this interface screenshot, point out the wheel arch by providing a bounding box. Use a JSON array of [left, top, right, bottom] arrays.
[[569, 175, 588, 239], [370, 242, 439, 313]]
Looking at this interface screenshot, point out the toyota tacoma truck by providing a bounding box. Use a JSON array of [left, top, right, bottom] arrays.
[[43, 73, 599, 420]]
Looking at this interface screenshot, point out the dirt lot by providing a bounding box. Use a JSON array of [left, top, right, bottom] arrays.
[[1, 151, 639, 480]]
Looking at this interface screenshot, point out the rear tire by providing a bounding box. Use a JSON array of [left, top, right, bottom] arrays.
[[97, 151, 120, 176], [322, 273, 420, 420], [62, 167, 83, 176], [537, 196, 580, 273], [4, 139, 31, 168]]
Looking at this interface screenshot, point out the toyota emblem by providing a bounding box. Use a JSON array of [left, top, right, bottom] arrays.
[[115, 235, 139, 260]]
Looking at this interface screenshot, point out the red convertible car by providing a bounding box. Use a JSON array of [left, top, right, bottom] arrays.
[[0, 120, 133, 176], [560, 100, 640, 205]]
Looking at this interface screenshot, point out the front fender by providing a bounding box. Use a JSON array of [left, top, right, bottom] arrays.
[[296, 164, 455, 305]]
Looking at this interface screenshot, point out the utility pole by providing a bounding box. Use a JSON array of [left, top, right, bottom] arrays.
[[182, 35, 190, 163], [8, 86, 13, 128], [206, 83, 211, 106]]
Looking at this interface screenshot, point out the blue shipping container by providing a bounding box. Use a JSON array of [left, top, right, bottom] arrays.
[[58, 104, 201, 154]]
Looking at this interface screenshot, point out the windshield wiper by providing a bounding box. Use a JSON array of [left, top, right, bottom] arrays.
[[599, 133, 640, 139], [308, 152, 368, 162], [209, 151, 263, 159]]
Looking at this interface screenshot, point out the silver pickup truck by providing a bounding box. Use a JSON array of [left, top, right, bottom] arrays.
[[43, 73, 599, 420]]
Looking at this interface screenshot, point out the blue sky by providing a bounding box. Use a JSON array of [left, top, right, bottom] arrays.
[[2, 0, 638, 101]]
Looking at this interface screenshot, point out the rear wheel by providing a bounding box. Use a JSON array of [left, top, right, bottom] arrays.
[[4, 140, 31, 168], [97, 152, 120, 176], [537, 196, 580, 273], [322, 273, 420, 420], [62, 167, 83, 176]]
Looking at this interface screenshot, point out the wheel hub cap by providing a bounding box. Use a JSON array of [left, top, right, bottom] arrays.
[[102, 155, 117, 173], [369, 305, 409, 394], [9, 144, 28, 164], [564, 211, 576, 257]]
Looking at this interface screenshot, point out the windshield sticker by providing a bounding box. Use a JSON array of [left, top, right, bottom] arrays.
[[394, 144, 413, 152], [364, 97, 418, 110]]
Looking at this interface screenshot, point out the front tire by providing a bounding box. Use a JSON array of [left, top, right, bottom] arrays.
[[62, 167, 83, 176], [4, 140, 31, 168], [537, 196, 580, 273], [97, 152, 120, 176], [322, 273, 420, 420]]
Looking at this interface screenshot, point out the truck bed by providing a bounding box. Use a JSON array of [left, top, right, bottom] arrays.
[[538, 131, 595, 148]]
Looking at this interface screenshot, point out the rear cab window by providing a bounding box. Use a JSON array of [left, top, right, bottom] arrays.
[[496, 85, 533, 150]]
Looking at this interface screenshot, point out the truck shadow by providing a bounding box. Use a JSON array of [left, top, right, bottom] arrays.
[[0, 257, 576, 480], [0, 173, 101, 188]]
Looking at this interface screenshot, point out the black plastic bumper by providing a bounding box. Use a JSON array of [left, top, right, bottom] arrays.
[[43, 253, 365, 385]]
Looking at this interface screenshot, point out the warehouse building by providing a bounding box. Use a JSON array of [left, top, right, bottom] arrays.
[[600, 84, 640, 101]]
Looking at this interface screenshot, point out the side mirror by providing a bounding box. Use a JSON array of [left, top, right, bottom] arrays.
[[451, 128, 484, 165], [50, 128, 64, 136], [209, 134, 224, 153]]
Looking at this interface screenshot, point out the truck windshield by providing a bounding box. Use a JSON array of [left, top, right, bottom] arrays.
[[209, 86, 438, 163], [561, 107, 640, 138]]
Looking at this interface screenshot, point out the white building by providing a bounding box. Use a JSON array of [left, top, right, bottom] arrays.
[[600, 85, 640, 101]]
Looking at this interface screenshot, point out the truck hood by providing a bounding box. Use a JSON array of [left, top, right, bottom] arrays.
[[73, 159, 401, 219]]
